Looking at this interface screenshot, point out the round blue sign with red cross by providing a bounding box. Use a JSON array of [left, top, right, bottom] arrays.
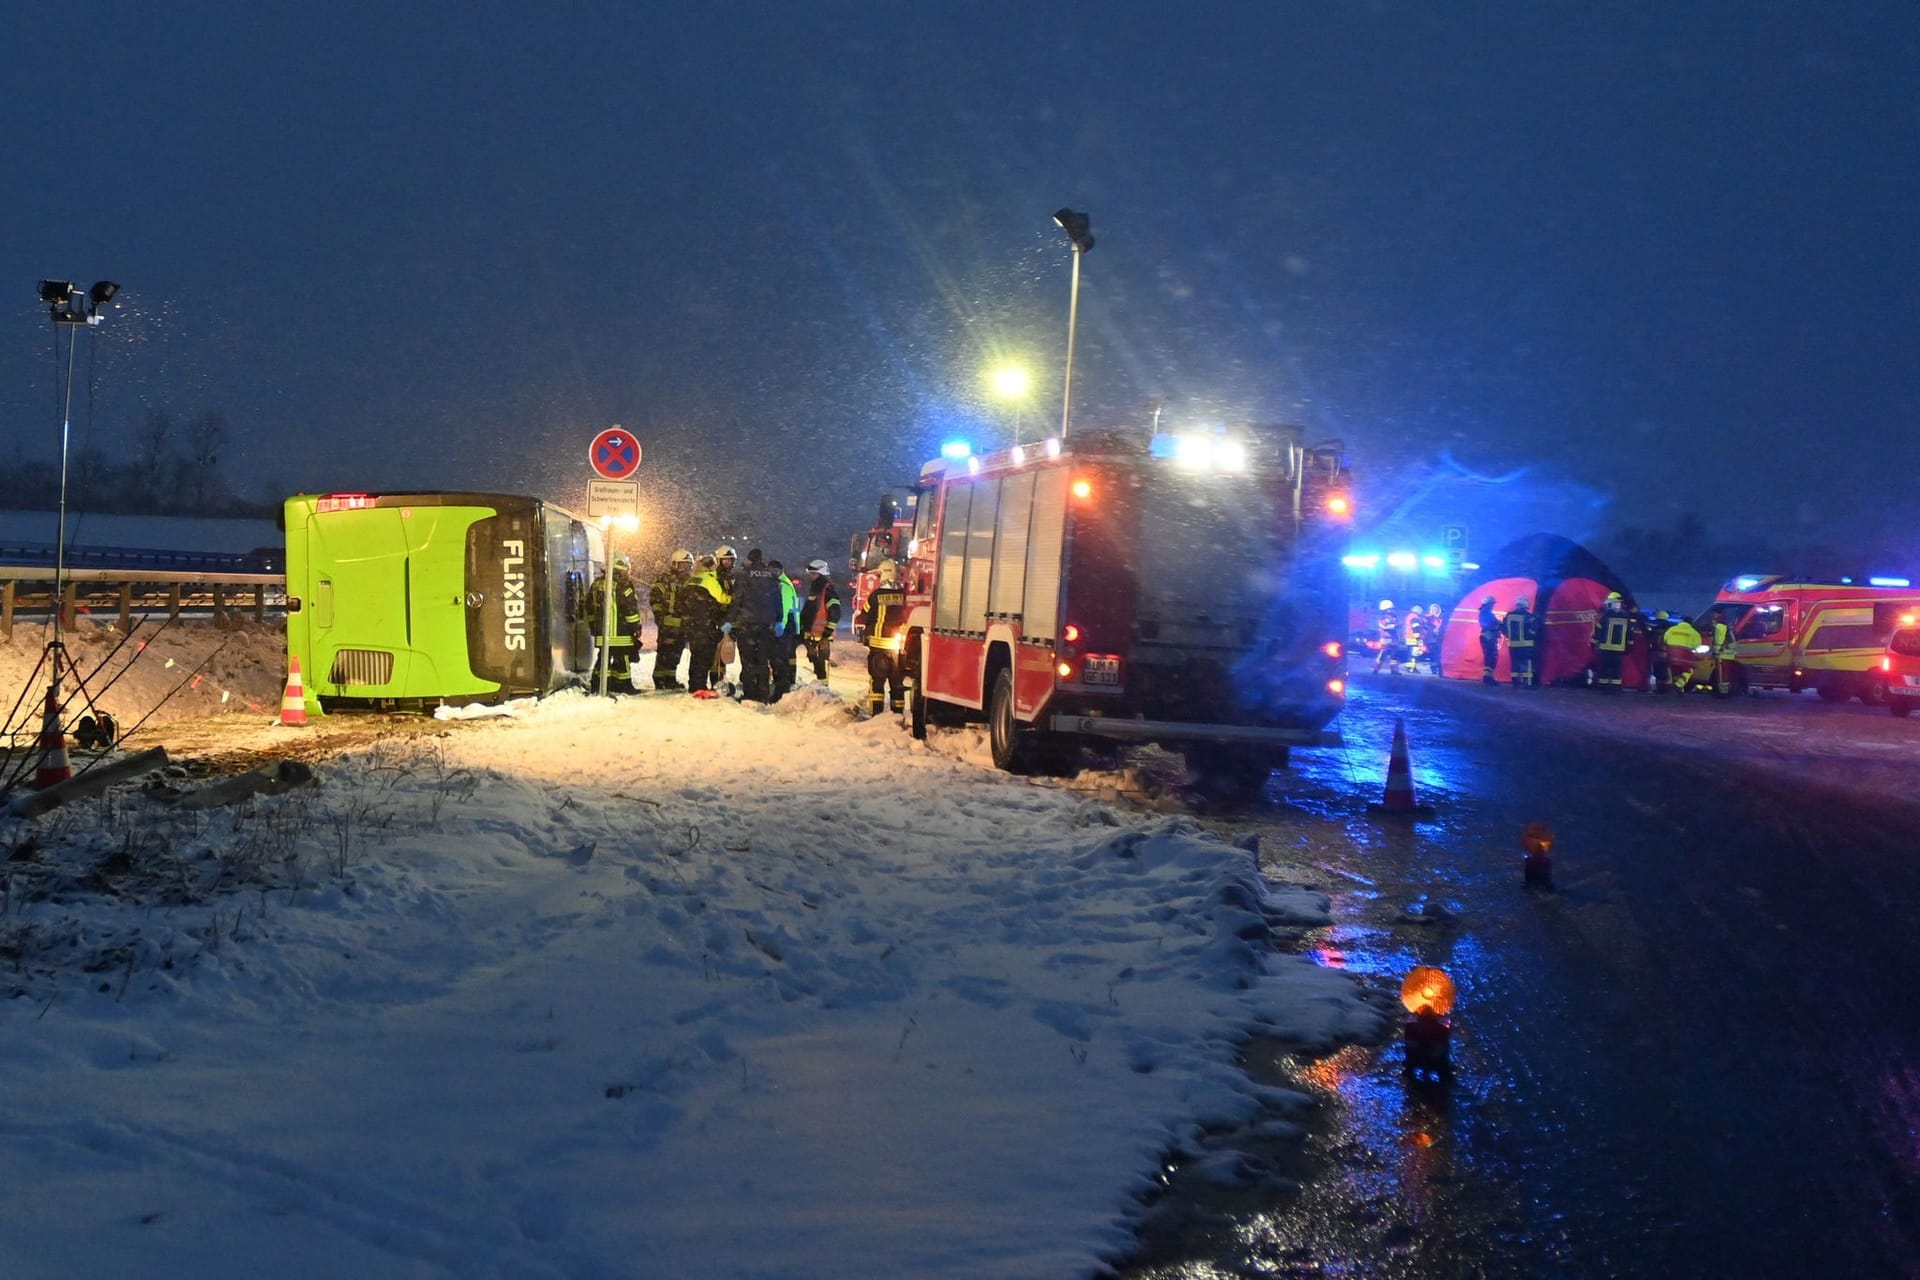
[[589, 427, 641, 479]]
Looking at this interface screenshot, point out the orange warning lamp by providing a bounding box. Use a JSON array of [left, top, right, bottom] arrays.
[[1522, 822, 1554, 889], [1400, 965, 1455, 1080], [1399, 966, 1456, 1018]]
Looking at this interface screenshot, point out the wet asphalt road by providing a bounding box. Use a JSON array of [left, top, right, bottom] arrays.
[[1138, 673, 1920, 1279]]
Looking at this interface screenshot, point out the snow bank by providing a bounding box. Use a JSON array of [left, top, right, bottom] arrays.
[[0, 675, 1382, 1279]]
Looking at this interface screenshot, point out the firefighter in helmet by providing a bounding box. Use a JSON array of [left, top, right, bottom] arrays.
[[586, 553, 644, 693], [1663, 614, 1704, 692], [1477, 595, 1501, 684], [860, 556, 909, 718], [1372, 600, 1401, 674], [803, 559, 843, 681], [1591, 591, 1633, 692], [714, 544, 739, 595], [648, 549, 696, 690], [684, 553, 731, 694], [1504, 597, 1538, 688]]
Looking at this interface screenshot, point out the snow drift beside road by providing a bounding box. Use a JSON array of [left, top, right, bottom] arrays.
[[0, 648, 1382, 1279]]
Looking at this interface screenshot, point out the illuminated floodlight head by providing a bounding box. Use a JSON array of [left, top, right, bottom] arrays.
[[987, 364, 1031, 400], [1212, 440, 1247, 473], [1386, 551, 1418, 572], [1043, 437, 1062, 458], [1173, 434, 1211, 470], [939, 440, 972, 461]]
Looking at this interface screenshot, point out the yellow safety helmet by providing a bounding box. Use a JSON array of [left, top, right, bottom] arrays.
[[1378, 599, 1395, 611], [671, 548, 694, 567], [611, 554, 631, 573], [1606, 591, 1622, 602], [715, 544, 738, 562]]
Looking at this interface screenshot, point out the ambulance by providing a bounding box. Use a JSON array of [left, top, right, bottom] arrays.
[[1704, 574, 1920, 702]]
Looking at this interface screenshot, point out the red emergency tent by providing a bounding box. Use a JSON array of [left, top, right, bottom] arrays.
[[1440, 534, 1643, 686]]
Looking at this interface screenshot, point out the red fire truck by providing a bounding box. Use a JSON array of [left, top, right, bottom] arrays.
[[888, 424, 1352, 786]]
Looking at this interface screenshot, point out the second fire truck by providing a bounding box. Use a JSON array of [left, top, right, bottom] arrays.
[[875, 423, 1352, 788]]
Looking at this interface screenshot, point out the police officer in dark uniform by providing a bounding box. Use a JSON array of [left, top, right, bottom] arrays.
[[732, 549, 786, 703], [648, 549, 695, 690]]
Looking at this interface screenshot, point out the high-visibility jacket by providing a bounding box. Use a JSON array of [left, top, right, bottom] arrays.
[[1712, 619, 1736, 657], [777, 574, 801, 637], [686, 570, 731, 633], [861, 583, 907, 647], [1593, 609, 1632, 653], [805, 577, 842, 636], [649, 570, 693, 630], [1503, 607, 1536, 650], [586, 572, 642, 639]]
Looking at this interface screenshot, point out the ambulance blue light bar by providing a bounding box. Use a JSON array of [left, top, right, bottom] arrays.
[[940, 440, 972, 460], [1870, 576, 1911, 588], [1341, 553, 1380, 571]]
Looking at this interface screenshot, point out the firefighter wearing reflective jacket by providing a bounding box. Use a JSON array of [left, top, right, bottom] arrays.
[[1503, 598, 1538, 688], [1591, 592, 1632, 692], [648, 549, 695, 690], [1477, 596, 1501, 684], [1372, 600, 1401, 674], [684, 554, 731, 694], [860, 558, 908, 717], [1663, 616, 1704, 692], [587, 555, 644, 692], [803, 560, 842, 681]]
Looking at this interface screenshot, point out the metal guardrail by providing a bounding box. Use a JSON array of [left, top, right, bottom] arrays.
[[0, 565, 286, 638]]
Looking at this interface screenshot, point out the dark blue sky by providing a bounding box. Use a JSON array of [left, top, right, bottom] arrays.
[[4, 4, 1916, 561]]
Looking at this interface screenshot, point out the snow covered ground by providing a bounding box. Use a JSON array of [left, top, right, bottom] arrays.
[[0, 633, 1385, 1279]]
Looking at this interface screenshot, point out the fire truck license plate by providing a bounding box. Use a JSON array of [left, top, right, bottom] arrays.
[[1082, 657, 1121, 685]]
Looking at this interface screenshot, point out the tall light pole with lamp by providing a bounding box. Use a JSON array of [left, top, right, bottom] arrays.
[[985, 362, 1033, 446], [1051, 209, 1095, 439]]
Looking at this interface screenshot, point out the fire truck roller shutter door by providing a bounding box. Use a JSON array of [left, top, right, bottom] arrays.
[[1024, 467, 1069, 642], [960, 476, 1000, 632], [991, 470, 1037, 618], [935, 483, 972, 632]]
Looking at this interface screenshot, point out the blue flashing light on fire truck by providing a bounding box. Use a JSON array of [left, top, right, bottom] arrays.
[[867, 422, 1352, 791]]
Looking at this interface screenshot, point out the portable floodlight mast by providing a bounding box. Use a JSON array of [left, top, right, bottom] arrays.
[[1051, 209, 1094, 440], [35, 278, 121, 708]]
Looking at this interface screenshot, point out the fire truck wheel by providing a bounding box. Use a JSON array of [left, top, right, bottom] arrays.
[[1185, 743, 1281, 798], [989, 667, 1068, 775], [909, 677, 928, 740]]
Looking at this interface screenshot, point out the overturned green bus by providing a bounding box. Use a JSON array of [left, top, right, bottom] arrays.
[[284, 492, 604, 714]]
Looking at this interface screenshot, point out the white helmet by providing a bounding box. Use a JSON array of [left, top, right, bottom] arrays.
[[671, 548, 694, 567], [1379, 599, 1394, 611], [807, 558, 830, 575], [715, 544, 738, 562]]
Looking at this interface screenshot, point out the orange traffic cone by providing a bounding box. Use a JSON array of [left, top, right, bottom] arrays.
[[33, 689, 72, 790], [279, 656, 309, 726], [1367, 717, 1433, 817]]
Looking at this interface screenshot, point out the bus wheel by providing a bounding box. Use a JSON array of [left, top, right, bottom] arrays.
[[988, 668, 1042, 774]]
